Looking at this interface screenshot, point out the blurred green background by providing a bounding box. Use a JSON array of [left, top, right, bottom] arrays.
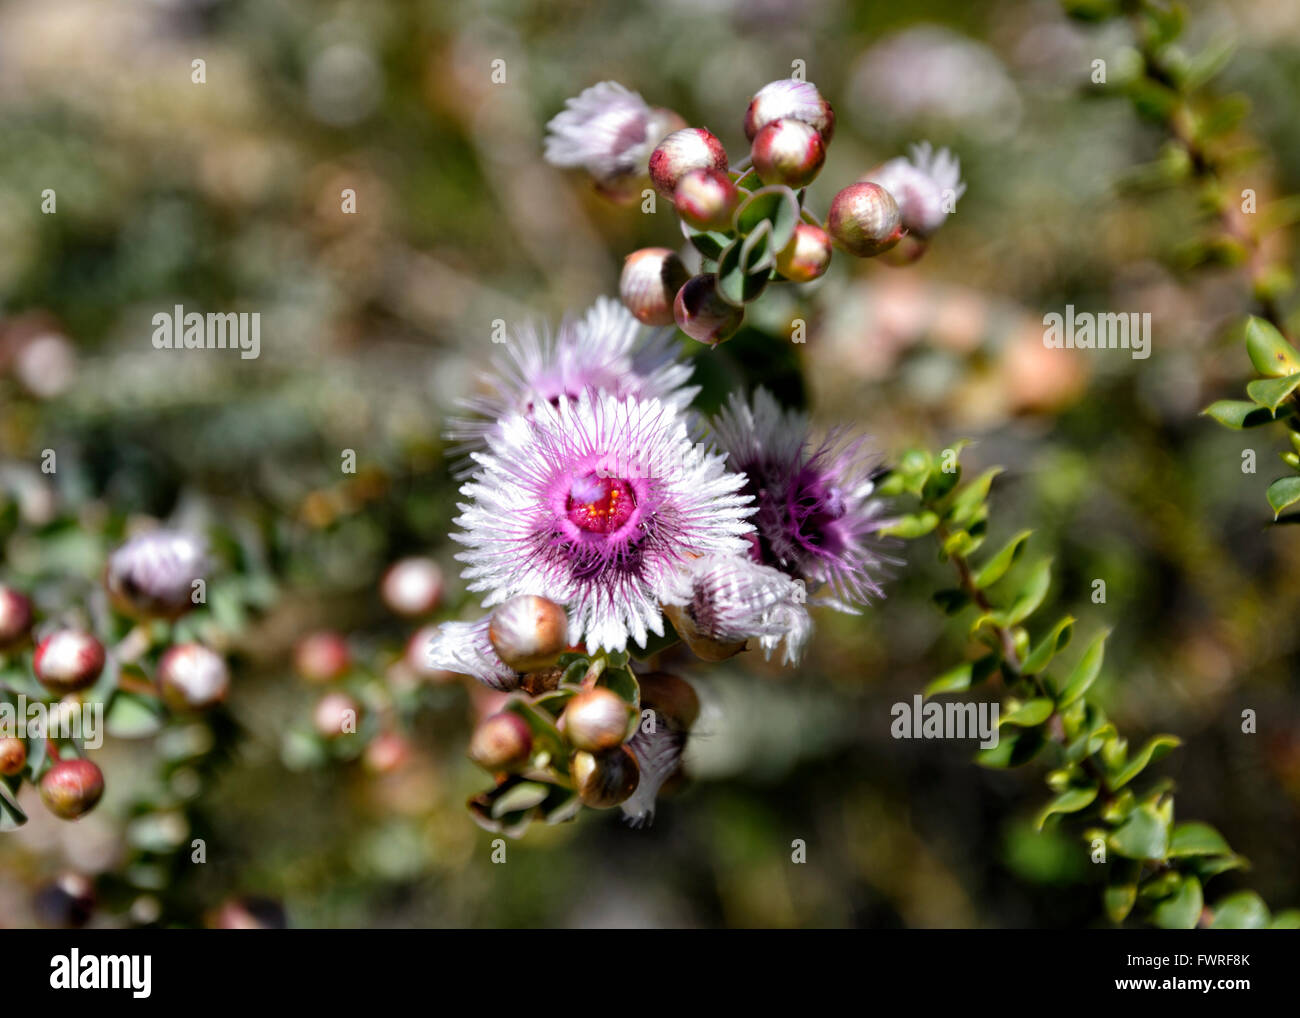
[[1, 0, 1299, 928]]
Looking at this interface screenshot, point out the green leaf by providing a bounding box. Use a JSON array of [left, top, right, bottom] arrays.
[[1209, 891, 1270, 929], [0, 781, 27, 831], [999, 557, 1052, 626], [1266, 476, 1300, 518], [931, 588, 970, 615], [490, 781, 551, 818], [1109, 734, 1181, 789], [1268, 910, 1300, 929], [716, 238, 769, 306], [1245, 316, 1300, 377], [924, 655, 998, 697], [973, 530, 1032, 588], [1109, 804, 1169, 860], [1105, 882, 1138, 924], [105, 691, 167, 739], [739, 219, 775, 274], [1153, 875, 1203, 930], [1167, 821, 1232, 858], [879, 511, 939, 539], [733, 186, 800, 252], [976, 726, 1044, 769], [948, 468, 1003, 528], [1056, 631, 1108, 708], [681, 219, 732, 261], [1246, 372, 1300, 412], [1035, 785, 1099, 830], [1203, 398, 1293, 429], [1021, 616, 1075, 675], [1000, 698, 1055, 727]]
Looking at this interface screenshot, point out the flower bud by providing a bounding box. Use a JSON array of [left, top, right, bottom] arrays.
[[157, 643, 230, 712], [661, 602, 746, 662], [487, 595, 568, 673], [0, 737, 26, 776], [312, 692, 361, 739], [404, 625, 459, 683], [209, 896, 288, 930], [380, 557, 444, 617], [673, 274, 744, 345], [105, 530, 208, 620], [468, 711, 533, 771], [827, 182, 904, 258], [562, 688, 631, 752], [294, 631, 350, 683], [40, 758, 105, 820], [649, 128, 728, 197], [744, 78, 835, 143], [0, 585, 33, 649], [34, 631, 105, 695], [636, 672, 701, 731], [775, 223, 833, 282], [751, 119, 826, 189], [571, 746, 640, 808], [619, 247, 690, 327], [673, 168, 738, 231], [363, 731, 411, 775]]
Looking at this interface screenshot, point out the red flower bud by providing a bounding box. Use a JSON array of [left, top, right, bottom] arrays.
[[619, 247, 691, 327], [468, 711, 533, 771], [0, 585, 33, 649], [571, 746, 640, 808], [744, 78, 835, 144], [294, 631, 350, 683], [363, 731, 411, 775], [487, 595, 567, 673], [40, 758, 105, 820], [673, 168, 738, 231], [312, 692, 361, 739], [775, 223, 833, 282], [562, 687, 631, 752], [751, 119, 826, 189], [673, 274, 744, 346], [0, 737, 26, 776], [827, 182, 904, 257], [649, 128, 728, 197], [157, 643, 230, 712], [34, 631, 105, 695], [380, 557, 444, 617]]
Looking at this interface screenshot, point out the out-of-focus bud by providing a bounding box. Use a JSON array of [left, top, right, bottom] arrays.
[[0, 737, 26, 775], [619, 247, 690, 327], [662, 602, 746, 661], [468, 711, 533, 771], [673, 168, 738, 231], [34, 631, 106, 695], [209, 896, 288, 929], [673, 274, 744, 345], [380, 557, 445, 617], [862, 142, 965, 237], [744, 78, 835, 144], [0, 585, 33, 649], [364, 731, 412, 775], [636, 672, 701, 731], [294, 631, 350, 683], [312, 692, 361, 739], [157, 643, 230, 712], [105, 530, 208, 620], [827, 182, 904, 257], [775, 223, 833, 282], [34, 872, 96, 928], [404, 625, 458, 682], [487, 595, 567, 673], [649, 128, 728, 197], [571, 746, 640, 808], [40, 759, 105, 820], [561, 688, 631, 752], [751, 119, 826, 189]]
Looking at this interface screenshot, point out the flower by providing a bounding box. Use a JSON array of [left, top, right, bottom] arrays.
[[544, 82, 683, 199], [453, 390, 754, 652], [709, 388, 889, 612], [863, 142, 965, 237], [105, 529, 208, 619], [446, 297, 697, 467], [425, 617, 519, 691], [676, 554, 812, 665], [743, 78, 835, 143]]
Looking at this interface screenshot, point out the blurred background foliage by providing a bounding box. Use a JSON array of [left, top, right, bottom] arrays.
[[1, 0, 1299, 928]]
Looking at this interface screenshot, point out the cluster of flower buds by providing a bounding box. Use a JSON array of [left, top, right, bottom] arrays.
[[547, 78, 964, 346], [0, 528, 228, 828], [453, 592, 700, 835]]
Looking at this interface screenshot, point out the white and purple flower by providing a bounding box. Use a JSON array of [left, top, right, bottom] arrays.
[[446, 297, 696, 469], [453, 390, 754, 653], [863, 142, 965, 237], [425, 617, 520, 692], [680, 554, 812, 665], [710, 388, 890, 613]]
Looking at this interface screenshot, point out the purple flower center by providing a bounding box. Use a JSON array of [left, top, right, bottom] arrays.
[[566, 472, 637, 535]]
